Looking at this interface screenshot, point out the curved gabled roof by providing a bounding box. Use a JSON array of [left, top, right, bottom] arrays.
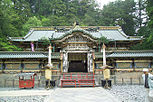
[[9, 26, 142, 42], [95, 50, 153, 58], [0, 50, 152, 59], [52, 26, 98, 41], [0, 51, 60, 59]]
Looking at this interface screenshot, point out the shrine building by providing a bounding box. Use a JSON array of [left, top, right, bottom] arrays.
[[0, 24, 153, 74]]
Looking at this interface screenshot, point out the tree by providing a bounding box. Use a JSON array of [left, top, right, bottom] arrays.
[[98, 0, 137, 36], [0, 0, 22, 51], [22, 16, 42, 35], [146, 0, 153, 29], [130, 0, 153, 50], [38, 37, 50, 46], [145, 0, 153, 49], [136, 0, 147, 28], [41, 17, 51, 27], [0, 38, 21, 51], [98, 36, 110, 52]]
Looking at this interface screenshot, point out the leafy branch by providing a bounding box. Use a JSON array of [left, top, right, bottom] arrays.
[[98, 36, 110, 45]]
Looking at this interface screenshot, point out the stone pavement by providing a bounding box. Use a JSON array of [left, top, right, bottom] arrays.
[[44, 87, 121, 102]]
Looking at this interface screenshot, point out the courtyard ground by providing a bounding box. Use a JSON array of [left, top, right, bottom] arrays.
[[44, 87, 120, 102], [0, 85, 152, 102]]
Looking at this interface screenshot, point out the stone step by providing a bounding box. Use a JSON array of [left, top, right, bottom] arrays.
[[57, 80, 99, 87]]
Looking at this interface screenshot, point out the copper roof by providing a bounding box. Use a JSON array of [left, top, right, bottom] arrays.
[[9, 26, 142, 42], [0, 51, 152, 59]]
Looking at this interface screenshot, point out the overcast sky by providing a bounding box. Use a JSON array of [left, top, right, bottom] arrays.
[[95, 0, 119, 9]]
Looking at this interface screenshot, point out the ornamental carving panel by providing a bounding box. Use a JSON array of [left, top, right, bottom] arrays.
[[24, 63, 39, 69], [64, 43, 89, 50], [6, 63, 20, 70], [64, 35, 90, 50], [65, 35, 89, 42]]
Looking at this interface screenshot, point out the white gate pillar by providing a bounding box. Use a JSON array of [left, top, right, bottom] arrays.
[[63, 51, 68, 72], [87, 50, 93, 72]]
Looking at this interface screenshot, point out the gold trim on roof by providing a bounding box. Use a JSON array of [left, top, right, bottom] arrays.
[[23, 61, 40, 63], [116, 60, 132, 62], [5, 61, 21, 63], [134, 60, 151, 62], [31, 27, 54, 31], [30, 26, 121, 31]]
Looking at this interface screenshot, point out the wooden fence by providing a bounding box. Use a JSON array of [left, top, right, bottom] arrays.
[[94, 75, 144, 86], [0, 75, 61, 88], [112, 76, 143, 85], [0, 75, 144, 88]]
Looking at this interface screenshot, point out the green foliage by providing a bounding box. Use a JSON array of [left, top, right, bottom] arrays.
[[137, 26, 150, 37], [146, 0, 153, 50], [98, 36, 110, 44], [131, 0, 153, 50], [48, 15, 69, 26], [0, 0, 22, 51], [130, 27, 153, 50], [146, 0, 153, 28], [0, 38, 22, 51], [98, 0, 136, 36], [41, 17, 51, 26], [22, 16, 42, 35], [38, 37, 50, 46]]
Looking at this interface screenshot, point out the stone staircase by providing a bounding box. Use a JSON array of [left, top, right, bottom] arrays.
[[58, 72, 98, 87]]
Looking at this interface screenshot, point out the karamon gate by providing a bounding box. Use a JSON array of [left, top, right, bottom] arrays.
[[60, 31, 95, 73]]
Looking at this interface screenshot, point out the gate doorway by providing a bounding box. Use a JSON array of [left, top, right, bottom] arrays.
[[68, 53, 87, 72]]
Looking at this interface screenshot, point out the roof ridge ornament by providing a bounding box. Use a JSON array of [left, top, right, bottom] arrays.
[[73, 21, 79, 26], [73, 21, 82, 30], [73, 25, 82, 30]]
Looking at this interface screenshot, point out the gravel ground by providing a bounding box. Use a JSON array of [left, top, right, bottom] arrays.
[[106, 85, 149, 102], [0, 95, 47, 102], [0, 88, 50, 102]]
